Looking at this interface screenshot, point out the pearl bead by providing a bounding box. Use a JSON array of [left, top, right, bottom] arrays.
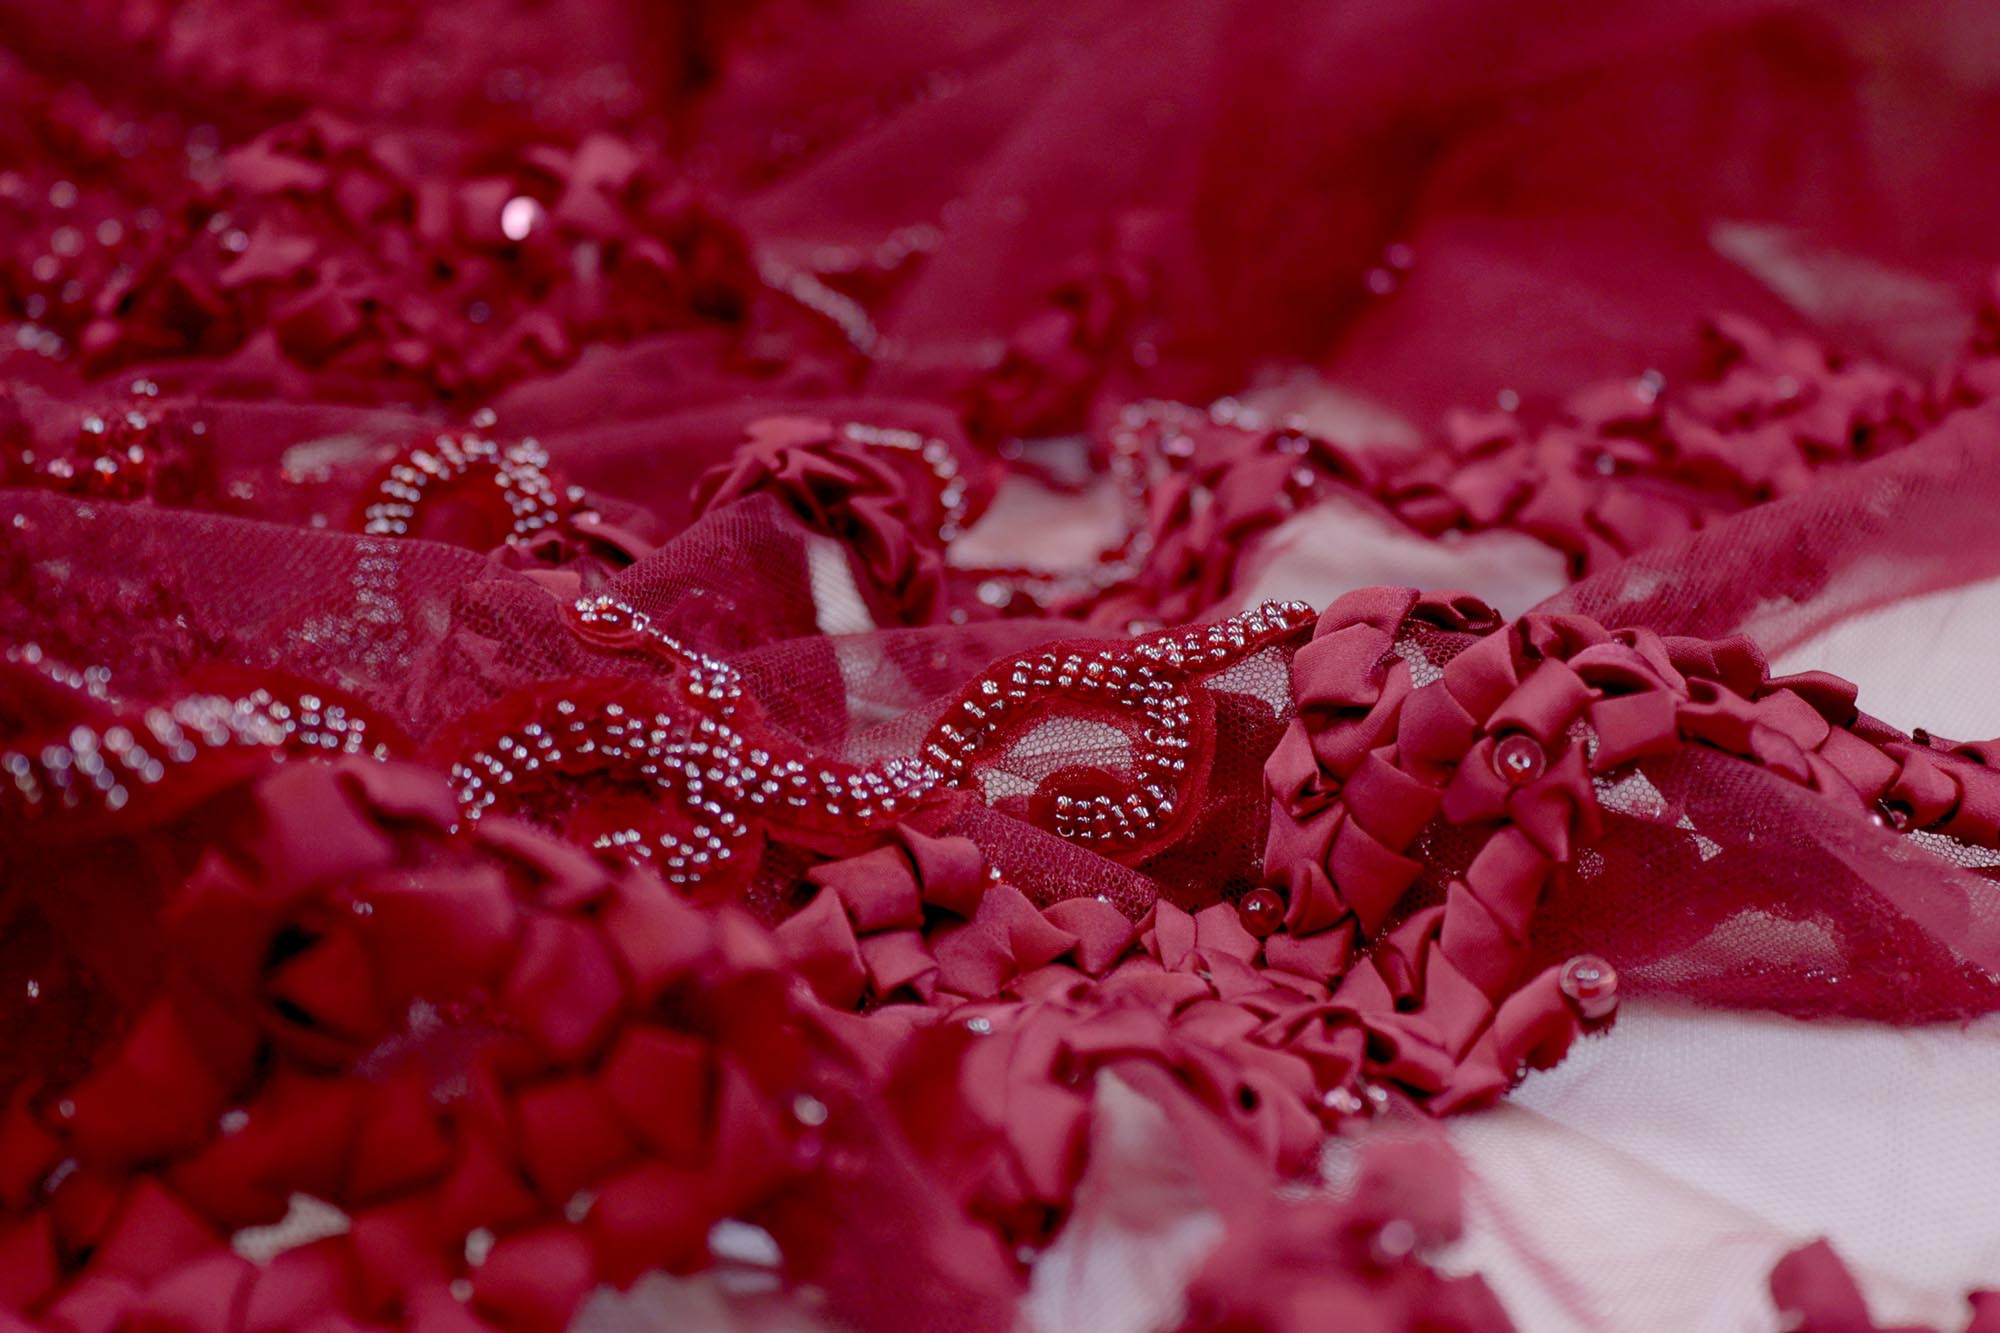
[[1559, 954, 1618, 1021], [1371, 1219, 1417, 1263], [499, 196, 545, 242]]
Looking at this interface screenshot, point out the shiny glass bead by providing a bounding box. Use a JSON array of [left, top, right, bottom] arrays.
[[1237, 887, 1286, 938], [1559, 954, 1618, 1021], [1873, 800, 1911, 831], [1492, 732, 1546, 786]]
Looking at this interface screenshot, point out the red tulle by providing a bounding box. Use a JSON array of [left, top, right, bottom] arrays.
[[3, 2, 2000, 1330]]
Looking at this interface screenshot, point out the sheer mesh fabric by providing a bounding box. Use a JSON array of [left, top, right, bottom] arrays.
[[2, 3, 2000, 1331]]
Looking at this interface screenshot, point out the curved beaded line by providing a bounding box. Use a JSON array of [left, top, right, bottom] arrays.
[[358, 428, 569, 541], [569, 595, 744, 713], [838, 421, 970, 542], [920, 599, 1314, 848], [467, 596, 952, 880], [957, 400, 1324, 616], [0, 675, 388, 818], [448, 699, 946, 884], [3, 642, 115, 702], [450, 705, 753, 880]]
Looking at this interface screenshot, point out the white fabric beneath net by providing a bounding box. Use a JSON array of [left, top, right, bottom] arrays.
[[1449, 1004, 2000, 1332], [1771, 577, 2000, 744], [1451, 575, 2000, 1331]]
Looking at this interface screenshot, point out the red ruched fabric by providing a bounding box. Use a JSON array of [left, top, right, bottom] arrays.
[[1769, 1240, 2000, 1333]]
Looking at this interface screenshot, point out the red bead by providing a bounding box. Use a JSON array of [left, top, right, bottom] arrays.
[[1237, 888, 1286, 938], [1559, 954, 1618, 1021], [1492, 732, 1546, 786]]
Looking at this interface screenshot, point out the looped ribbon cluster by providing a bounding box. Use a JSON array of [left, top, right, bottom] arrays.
[[0, 749, 1519, 1330], [1395, 313, 1926, 572], [0, 759, 831, 1330], [76, 113, 762, 394], [964, 311, 1942, 636], [690, 416, 969, 624], [9, 583, 2000, 1328], [1262, 584, 2000, 1111], [962, 211, 1165, 441]]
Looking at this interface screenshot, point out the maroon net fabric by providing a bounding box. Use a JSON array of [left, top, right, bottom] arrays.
[[2, 2, 2000, 1331]]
